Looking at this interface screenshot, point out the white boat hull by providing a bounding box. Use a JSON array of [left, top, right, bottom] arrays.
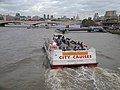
[[43, 40, 97, 69]]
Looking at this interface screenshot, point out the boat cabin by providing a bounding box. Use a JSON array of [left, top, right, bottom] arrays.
[[53, 33, 63, 39]]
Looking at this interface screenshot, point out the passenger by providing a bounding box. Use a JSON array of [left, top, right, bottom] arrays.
[[83, 42, 88, 50], [78, 41, 80, 45], [73, 46, 77, 51], [59, 46, 61, 49], [74, 41, 77, 45], [66, 46, 68, 50], [76, 45, 80, 50], [56, 37, 62, 46], [80, 42, 84, 50], [65, 38, 68, 44], [53, 37, 55, 40], [59, 40, 62, 46], [53, 37, 57, 42], [66, 38, 70, 40], [58, 35, 60, 39], [50, 41, 57, 49], [67, 40, 70, 46], [70, 40, 76, 44], [62, 47, 66, 51], [77, 46, 80, 50], [62, 37, 66, 44]]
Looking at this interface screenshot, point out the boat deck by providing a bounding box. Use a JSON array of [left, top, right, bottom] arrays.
[[50, 35, 87, 51]]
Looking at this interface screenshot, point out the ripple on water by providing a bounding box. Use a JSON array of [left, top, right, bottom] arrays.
[[45, 67, 120, 90]]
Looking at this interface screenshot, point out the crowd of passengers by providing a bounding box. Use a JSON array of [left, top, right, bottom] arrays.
[[53, 35, 88, 51]]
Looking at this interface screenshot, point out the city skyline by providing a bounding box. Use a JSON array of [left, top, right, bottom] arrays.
[[0, 0, 120, 19]]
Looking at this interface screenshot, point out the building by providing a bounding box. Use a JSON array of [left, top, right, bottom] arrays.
[[103, 10, 118, 26], [119, 15, 120, 21], [20, 16, 26, 21], [62, 16, 67, 20], [73, 16, 75, 20], [32, 16, 40, 21], [3, 15, 15, 21], [76, 15, 80, 21], [15, 13, 20, 20], [99, 16, 104, 21], [43, 14, 46, 19], [0, 14, 4, 20], [26, 16, 31, 21], [47, 14, 49, 19], [50, 15, 53, 19], [93, 13, 99, 21], [105, 10, 117, 16]]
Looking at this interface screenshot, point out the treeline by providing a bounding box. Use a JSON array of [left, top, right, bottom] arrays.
[[81, 17, 98, 27]]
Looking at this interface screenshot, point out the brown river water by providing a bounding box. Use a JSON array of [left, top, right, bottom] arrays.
[[0, 26, 120, 90]]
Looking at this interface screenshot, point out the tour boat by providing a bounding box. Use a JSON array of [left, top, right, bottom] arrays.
[[55, 28, 68, 34], [43, 33, 97, 69]]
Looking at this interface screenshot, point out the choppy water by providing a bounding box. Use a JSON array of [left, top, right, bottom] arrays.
[[45, 67, 120, 90], [0, 25, 120, 90]]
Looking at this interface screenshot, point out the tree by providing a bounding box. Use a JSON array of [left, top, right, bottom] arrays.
[[82, 18, 97, 27]]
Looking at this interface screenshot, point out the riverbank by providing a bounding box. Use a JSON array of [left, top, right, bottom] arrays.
[[107, 29, 120, 34]]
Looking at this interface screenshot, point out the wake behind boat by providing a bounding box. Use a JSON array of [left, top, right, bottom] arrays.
[[43, 33, 97, 69]]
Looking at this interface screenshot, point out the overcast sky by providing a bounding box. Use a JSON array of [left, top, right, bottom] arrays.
[[0, 0, 120, 19]]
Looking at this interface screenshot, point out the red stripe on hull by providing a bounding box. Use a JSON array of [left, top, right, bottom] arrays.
[[51, 63, 98, 69]]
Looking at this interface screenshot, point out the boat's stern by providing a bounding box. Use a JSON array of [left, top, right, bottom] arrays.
[[50, 48, 97, 69]]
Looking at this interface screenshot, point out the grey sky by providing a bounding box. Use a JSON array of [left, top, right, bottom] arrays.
[[0, 0, 120, 19]]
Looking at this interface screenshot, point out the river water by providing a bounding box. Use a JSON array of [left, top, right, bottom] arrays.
[[0, 26, 120, 90]]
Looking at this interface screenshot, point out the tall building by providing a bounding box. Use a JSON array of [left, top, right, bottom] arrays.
[[73, 16, 75, 20], [0, 14, 4, 20], [119, 15, 120, 21], [47, 14, 49, 19], [50, 15, 53, 19], [43, 14, 46, 19], [15, 13, 20, 20], [105, 10, 117, 16], [93, 13, 99, 21], [103, 10, 118, 26], [15, 13, 20, 17], [63, 16, 67, 19], [76, 15, 79, 21]]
